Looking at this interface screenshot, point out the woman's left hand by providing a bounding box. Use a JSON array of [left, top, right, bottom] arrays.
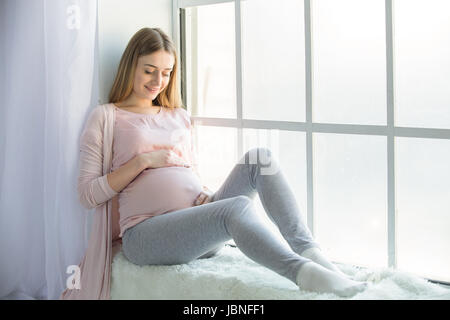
[[194, 185, 214, 206]]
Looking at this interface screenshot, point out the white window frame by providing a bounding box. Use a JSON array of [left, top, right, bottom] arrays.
[[172, 0, 450, 286]]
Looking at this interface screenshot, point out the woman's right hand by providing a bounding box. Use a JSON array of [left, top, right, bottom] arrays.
[[138, 145, 191, 170]]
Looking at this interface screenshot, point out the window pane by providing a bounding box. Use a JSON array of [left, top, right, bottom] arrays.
[[312, 0, 386, 125], [185, 3, 236, 118], [314, 133, 387, 268], [241, 0, 306, 122], [243, 128, 307, 245], [193, 125, 238, 192], [396, 137, 450, 282], [394, 0, 450, 129]]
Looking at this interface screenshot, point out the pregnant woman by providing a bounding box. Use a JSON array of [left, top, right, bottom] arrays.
[[60, 28, 367, 300]]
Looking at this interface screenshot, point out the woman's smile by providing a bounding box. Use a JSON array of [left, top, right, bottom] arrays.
[[144, 85, 159, 94]]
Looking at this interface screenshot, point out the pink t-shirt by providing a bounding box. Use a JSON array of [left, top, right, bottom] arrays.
[[111, 105, 203, 237]]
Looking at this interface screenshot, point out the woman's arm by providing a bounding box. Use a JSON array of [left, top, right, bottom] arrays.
[[77, 107, 119, 210], [106, 156, 146, 194]]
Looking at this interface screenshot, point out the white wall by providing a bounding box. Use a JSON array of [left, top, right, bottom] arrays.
[[97, 0, 173, 104]]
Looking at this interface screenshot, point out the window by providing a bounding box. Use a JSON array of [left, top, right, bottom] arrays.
[[174, 0, 450, 284]]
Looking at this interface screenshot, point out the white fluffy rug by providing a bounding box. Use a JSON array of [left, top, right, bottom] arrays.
[[111, 245, 450, 300]]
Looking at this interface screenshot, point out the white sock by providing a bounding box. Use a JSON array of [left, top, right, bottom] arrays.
[[300, 247, 352, 279], [296, 261, 368, 297]]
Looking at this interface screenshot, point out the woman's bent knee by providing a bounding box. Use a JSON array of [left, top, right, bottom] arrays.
[[245, 147, 280, 176]]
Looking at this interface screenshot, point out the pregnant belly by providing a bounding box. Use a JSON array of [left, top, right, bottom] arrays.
[[119, 166, 203, 217]]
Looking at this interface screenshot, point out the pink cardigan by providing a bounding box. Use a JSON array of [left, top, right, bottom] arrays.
[[59, 103, 134, 299]]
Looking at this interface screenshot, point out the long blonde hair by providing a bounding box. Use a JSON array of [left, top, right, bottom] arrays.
[[108, 27, 183, 110]]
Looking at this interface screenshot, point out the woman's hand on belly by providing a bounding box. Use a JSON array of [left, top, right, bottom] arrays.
[[193, 185, 214, 206], [140, 145, 191, 170]]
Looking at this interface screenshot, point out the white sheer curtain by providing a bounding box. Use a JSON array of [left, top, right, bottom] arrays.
[[0, 0, 98, 300]]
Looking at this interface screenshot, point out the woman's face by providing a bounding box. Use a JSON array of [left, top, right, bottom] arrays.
[[133, 50, 175, 102]]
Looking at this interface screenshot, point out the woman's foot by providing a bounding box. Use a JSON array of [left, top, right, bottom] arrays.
[[296, 261, 368, 297], [300, 247, 353, 280]]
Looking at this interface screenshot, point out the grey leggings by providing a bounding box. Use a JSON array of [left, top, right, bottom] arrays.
[[122, 147, 321, 284]]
